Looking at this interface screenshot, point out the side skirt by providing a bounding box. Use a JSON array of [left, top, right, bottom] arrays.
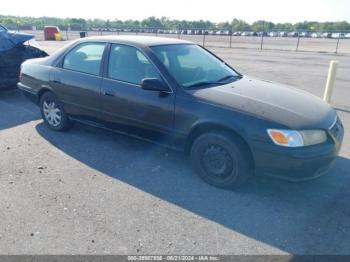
[[70, 117, 186, 153]]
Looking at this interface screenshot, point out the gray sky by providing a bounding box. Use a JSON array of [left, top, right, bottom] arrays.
[[1, 0, 349, 23]]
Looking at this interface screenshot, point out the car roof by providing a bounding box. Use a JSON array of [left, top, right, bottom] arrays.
[[79, 35, 192, 47]]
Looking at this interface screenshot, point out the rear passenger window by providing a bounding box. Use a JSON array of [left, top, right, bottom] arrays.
[[108, 44, 160, 85], [63, 42, 106, 76]]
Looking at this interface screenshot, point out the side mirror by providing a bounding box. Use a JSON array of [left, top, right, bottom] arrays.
[[141, 78, 169, 92]]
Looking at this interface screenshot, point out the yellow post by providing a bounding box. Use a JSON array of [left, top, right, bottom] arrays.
[[323, 60, 339, 103], [54, 32, 62, 41]]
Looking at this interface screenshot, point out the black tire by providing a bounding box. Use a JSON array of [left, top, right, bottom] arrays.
[[190, 131, 253, 189], [40, 92, 71, 131]]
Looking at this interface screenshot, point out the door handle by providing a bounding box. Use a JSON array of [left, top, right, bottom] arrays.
[[103, 91, 114, 97]]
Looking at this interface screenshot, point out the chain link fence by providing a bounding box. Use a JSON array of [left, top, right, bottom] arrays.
[[5, 25, 350, 54]]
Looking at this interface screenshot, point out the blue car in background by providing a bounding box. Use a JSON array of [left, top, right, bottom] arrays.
[[0, 25, 48, 89]]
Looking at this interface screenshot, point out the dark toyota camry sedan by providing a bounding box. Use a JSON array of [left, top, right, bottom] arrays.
[[18, 36, 344, 188]]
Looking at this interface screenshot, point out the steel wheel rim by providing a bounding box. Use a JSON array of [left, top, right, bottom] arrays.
[[43, 100, 61, 127], [201, 144, 236, 181]]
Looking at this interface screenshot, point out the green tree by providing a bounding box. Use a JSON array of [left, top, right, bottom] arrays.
[[231, 19, 251, 31], [251, 20, 265, 31], [141, 16, 163, 28], [1, 14, 349, 32]]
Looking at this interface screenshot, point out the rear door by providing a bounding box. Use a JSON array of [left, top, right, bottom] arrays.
[[100, 43, 175, 136], [50, 42, 106, 119]]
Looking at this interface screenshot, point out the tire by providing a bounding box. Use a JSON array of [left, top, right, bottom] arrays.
[[40, 92, 71, 131], [190, 131, 253, 189]]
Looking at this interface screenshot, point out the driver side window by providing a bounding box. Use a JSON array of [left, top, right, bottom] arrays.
[[108, 44, 160, 85]]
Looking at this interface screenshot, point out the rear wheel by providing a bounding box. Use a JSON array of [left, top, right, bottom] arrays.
[[40, 92, 71, 131], [190, 132, 252, 189]]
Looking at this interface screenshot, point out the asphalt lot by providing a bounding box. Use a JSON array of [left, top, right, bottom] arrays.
[[0, 41, 349, 254]]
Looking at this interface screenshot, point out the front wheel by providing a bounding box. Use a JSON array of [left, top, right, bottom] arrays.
[[40, 92, 71, 131], [190, 132, 252, 189]]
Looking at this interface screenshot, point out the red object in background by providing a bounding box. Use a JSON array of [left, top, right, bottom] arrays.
[[44, 26, 60, 40]]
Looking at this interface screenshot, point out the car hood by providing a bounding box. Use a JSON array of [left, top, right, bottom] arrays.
[[189, 76, 336, 129], [0, 30, 34, 52]]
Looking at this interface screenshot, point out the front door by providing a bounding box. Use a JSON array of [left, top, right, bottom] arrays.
[[100, 44, 175, 138]]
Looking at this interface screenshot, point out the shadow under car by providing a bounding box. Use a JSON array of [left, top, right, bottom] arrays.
[[35, 121, 350, 254]]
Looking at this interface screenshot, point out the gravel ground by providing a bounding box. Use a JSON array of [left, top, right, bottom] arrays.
[[0, 41, 349, 255]]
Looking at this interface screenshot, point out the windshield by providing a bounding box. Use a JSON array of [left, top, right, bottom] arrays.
[[151, 44, 240, 89]]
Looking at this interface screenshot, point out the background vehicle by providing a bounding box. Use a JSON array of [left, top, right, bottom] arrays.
[[322, 32, 332, 38], [311, 32, 321, 38], [0, 25, 48, 89], [257, 32, 268, 37], [18, 36, 344, 189], [287, 32, 298, 37], [331, 32, 346, 39], [299, 32, 310, 37], [279, 32, 287, 37]]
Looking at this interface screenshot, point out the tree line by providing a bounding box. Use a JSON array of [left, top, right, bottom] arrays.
[[1, 15, 350, 32]]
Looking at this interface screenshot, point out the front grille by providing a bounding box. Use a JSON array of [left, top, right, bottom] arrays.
[[329, 117, 343, 141]]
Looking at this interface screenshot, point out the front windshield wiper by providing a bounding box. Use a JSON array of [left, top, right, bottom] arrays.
[[186, 75, 240, 89], [186, 81, 224, 89], [217, 75, 238, 82]]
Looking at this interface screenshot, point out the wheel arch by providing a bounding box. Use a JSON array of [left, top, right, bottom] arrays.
[[37, 88, 54, 104], [185, 122, 255, 168]]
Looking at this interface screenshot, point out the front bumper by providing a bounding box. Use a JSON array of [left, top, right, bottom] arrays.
[[252, 119, 344, 181]]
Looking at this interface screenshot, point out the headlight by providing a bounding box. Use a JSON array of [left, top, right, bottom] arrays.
[[267, 129, 327, 147], [300, 130, 328, 146]]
